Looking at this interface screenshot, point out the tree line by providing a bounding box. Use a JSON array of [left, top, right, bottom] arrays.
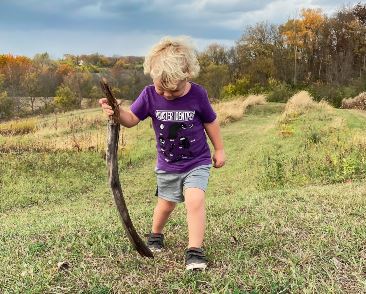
[[196, 3, 366, 106], [0, 53, 150, 118], [0, 3, 365, 119]]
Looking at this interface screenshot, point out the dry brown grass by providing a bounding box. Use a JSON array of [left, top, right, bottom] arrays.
[[280, 91, 333, 123], [0, 97, 267, 153], [0, 108, 117, 153], [341, 92, 366, 110], [0, 118, 38, 136], [243, 94, 266, 108], [214, 95, 266, 125]]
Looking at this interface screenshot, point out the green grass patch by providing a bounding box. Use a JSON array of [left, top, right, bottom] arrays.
[[258, 106, 366, 190], [1, 104, 366, 292]]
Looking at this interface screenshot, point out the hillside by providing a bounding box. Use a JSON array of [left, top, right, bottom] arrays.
[[1, 101, 366, 293]]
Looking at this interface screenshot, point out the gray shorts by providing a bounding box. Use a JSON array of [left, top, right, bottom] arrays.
[[155, 164, 212, 203]]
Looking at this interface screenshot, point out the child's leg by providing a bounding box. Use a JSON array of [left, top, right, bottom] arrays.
[[151, 197, 176, 234], [184, 187, 206, 248]]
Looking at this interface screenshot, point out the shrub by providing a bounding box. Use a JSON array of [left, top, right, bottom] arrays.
[[249, 83, 266, 95], [221, 83, 236, 99], [40, 102, 56, 115], [0, 92, 14, 119], [54, 84, 79, 111], [307, 83, 360, 108], [221, 77, 251, 98], [266, 79, 295, 103], [89, 85, 103, 99]]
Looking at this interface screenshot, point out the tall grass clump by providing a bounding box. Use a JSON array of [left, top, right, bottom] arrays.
[[243, 94, 266, 109], [279, 91, 333, 123], [0, 118, 38, 136], [280, 91, 315, 122], [341, 92, 366, 110], [214, 95, 266, 125]]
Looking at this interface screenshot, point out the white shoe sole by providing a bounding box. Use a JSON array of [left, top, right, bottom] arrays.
[[186, 263, 207, 270]]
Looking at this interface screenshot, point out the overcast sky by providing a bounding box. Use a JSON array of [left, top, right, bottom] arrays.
[[0, 0, 360, 58]]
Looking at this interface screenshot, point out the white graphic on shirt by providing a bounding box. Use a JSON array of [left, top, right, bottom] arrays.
[[156, 110, 195, 122]]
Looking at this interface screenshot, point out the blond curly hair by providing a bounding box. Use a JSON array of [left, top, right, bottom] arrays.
[[143, 36, 200, 91]]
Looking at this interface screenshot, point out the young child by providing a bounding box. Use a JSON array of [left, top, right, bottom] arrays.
[[99, 36, 225, 270]]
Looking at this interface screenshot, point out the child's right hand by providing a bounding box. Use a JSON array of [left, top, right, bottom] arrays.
[[99, 98, 114, 117]]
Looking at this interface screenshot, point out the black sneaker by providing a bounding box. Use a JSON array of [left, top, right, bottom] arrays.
[[185, 247, 207, 270], [146, 233, 164, 252]]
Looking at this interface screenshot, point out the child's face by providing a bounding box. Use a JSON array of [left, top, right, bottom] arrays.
[[154, 80, 187, 100]]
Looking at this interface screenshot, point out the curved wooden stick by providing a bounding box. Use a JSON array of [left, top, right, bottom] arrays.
[[100, 78, 153, 258]]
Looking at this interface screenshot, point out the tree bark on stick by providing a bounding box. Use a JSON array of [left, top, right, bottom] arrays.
[[100, 78, 153, 258]]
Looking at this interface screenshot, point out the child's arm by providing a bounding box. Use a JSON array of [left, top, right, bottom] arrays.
[[99, 98, 140, 128], [204, 119, 226, 168]]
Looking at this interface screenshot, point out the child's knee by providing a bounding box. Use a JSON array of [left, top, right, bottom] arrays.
[[184, 188, 205, 211], [157, 197, 176, 212]]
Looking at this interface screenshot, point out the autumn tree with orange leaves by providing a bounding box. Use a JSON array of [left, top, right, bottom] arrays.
[[0, 3, 365, 118]]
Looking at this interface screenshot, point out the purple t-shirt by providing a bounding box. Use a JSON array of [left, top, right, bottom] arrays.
[[130, 82, 217, 173]]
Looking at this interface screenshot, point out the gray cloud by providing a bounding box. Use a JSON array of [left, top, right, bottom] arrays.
[[0, 0, 361, 57], [311, 0, 351, 5], [201, 0, 275, 13], [0, 0, 241, 38]]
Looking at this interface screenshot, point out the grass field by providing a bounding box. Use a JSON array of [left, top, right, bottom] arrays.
[[1, 97, 366, 293]]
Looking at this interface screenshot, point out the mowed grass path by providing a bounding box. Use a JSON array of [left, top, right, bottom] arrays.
[[1, 106, 366, 293]]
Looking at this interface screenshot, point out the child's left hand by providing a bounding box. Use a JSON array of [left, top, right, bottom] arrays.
[[213, 149, 226, 168]]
